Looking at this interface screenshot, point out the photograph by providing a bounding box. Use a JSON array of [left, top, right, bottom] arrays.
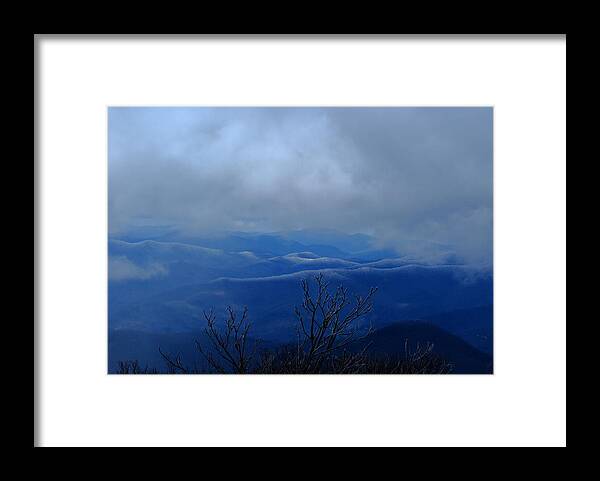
[[36, 34, 565, 447], [108, 107, 494, 374]]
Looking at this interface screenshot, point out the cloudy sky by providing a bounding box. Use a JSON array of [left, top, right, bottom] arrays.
[[109, 107, 492, 265]]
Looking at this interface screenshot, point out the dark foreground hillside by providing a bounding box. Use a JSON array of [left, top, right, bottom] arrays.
[[358, 322, 492, 374], [426, 305, 493, 355]]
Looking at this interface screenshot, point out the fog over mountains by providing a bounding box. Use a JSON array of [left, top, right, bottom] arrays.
[[109, 107, 493, 266], [108, 107, 493, 373]]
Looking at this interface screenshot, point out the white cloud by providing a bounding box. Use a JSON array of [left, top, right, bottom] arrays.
[[108, 256, 168, 281], [108, 107, 493, 265]]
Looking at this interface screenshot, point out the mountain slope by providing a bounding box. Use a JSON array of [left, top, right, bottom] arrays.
[[360, 321, 493, 374], [425, 305, 493, 354]]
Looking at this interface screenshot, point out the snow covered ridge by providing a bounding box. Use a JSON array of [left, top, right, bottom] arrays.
[[270, 252, 360, 267], [210, 263, 492, 284], [107, 236, 492, 285], [108, 238, 225, 256]]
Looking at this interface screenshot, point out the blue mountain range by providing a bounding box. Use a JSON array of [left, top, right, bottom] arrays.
[[108, 229, 493, 373]]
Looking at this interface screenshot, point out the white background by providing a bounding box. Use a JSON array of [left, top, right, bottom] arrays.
[[36, 35, 566, 447]]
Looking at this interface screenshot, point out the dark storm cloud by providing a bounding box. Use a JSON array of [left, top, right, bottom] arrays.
[[108, 107, 492, 265]]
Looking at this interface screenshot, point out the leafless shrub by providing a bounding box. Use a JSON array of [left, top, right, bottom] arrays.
[[158, 307, 254, 374], [194, 306, 255, 373], [158, 348, 190, 374], [289, 273, 377, 373], [362, 341, 453, 374], [117, 360, 158, 374]]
